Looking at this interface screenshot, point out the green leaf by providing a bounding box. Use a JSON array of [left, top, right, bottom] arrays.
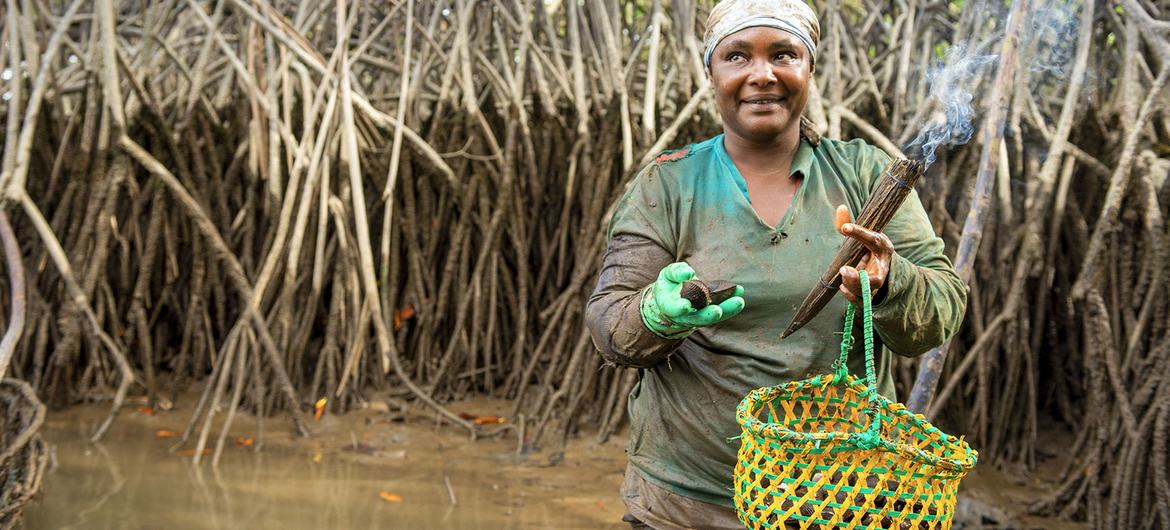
[[934, 43, 948, 61]]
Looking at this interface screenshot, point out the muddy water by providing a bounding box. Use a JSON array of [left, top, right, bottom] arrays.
[[22, 398, 629, 529], [20, 396, 1087, 530]]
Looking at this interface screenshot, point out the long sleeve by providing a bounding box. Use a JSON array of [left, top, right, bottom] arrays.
[[857, 151, 968, 356], [586, 233, 686, 368], [585, 163, 686, 368]]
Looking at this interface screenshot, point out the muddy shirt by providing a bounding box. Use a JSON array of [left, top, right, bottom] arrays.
[[584, 134, 966, 508]]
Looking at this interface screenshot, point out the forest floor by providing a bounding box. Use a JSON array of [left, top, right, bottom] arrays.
[[20, 394, 1084, 529]]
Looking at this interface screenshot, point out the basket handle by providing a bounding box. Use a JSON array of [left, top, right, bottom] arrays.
[[832, 270, 884, 450]]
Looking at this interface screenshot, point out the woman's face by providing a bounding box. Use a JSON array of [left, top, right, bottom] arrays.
[[708, 26, 812, 144]]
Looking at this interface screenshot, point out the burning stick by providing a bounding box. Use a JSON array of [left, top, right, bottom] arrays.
[[781, 158, 926, 338]]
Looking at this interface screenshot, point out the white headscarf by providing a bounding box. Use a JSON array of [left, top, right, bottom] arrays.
[[703, 0, 821, 68]]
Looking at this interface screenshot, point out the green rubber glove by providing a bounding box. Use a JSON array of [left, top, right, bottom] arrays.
[[640, 262, 746, 339]]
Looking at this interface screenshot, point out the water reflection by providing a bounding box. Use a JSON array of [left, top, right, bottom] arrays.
[[66, 443, 124, 528], [24, 404, 627, 529]]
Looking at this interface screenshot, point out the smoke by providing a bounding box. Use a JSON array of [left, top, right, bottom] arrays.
[[1024, 3, 1078, 78], [902, 0, 1085, 168], [904, 44, 998, 167], [1022, 2, 1089, 101]]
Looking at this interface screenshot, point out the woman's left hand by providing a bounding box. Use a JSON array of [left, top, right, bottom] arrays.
[[834, 205, 895, 304]]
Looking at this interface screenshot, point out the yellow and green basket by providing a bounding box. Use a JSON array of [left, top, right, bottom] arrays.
[[733, 271, 978, 529]]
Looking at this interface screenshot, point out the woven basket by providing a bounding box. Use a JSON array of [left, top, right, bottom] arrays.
[[733, 272, 977, 529]]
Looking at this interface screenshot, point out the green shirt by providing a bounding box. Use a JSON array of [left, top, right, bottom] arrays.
[[584, 134, 966, 508]]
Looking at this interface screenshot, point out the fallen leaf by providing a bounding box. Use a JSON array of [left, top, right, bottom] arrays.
[[235, 437, 254, 447], [155, 430, 178, 438], [393, 304, 416, 330], [458, 412, 506, 425], [312, 452, 322, 463], [458, 414, 505, 425], [137, 406, 156, 416], [378, 491, 403, 502], [176, 449, 212, 457], [314, 398, 327, 421]]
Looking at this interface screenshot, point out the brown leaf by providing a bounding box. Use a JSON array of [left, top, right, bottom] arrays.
[[393, 304, 415, 330], [155, 429, 178, 438], [458, 412, 506, 425], [472, 415, 505, 425], [378, 491, 403, 502]]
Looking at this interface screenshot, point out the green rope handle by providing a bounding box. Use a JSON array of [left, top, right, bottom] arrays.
[[829, 271, 884, 450], [832, 271, 875, 387]]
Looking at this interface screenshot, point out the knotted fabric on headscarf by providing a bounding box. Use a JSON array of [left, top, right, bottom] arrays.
[[702, 0, 821, 68]]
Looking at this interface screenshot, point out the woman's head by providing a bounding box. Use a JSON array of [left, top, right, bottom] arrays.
[[703, 0, 820, 145]]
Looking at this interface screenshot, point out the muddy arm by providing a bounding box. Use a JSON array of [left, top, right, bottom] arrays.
[[586, 233, 685, 369], [871, 190, 968, 356]]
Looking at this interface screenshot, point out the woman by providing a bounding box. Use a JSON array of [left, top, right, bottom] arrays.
[[584, 0, 967, 528]]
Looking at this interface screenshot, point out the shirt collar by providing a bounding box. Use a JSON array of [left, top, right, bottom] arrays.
[[790, 138, 815, 178], [713, 134, 817, 205], [715, 134, 817, 179]]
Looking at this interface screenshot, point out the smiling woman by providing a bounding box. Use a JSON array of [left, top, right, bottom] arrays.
[[583, 0, 968, 528], [709, 29, 811, 147]]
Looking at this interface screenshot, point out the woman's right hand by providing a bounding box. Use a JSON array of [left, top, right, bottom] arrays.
[[639, 262, 746, 339]]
